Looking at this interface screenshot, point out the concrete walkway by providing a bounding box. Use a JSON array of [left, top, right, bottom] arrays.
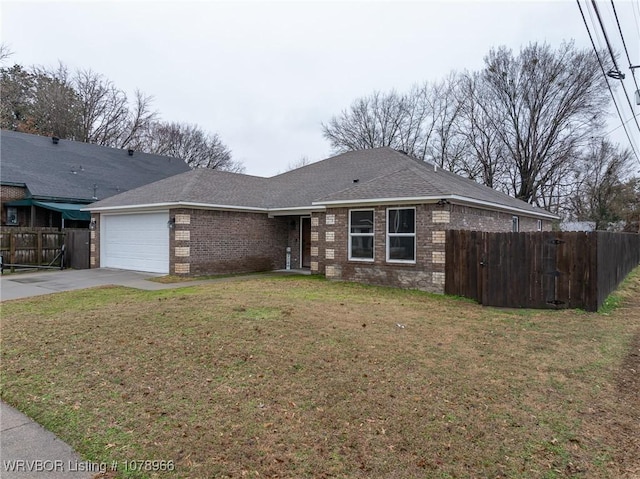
[[0, 268, 308, 477], [0, 402, 94, 478], [0, 267, 307, 301], [0, 268, 167, 301]]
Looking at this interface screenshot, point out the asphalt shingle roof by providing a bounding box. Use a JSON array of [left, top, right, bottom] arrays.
[[88, 146, 556, 218], [1, 130, 190, 202], [88, 169, 274, 209]]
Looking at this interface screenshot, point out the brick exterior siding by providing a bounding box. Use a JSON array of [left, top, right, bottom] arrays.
[[90, 204, 552, 289], [90, 214, 100, 268], [169, 208, 291, 276], [311, 203, 552, 293], [0, 185, 27, 225]]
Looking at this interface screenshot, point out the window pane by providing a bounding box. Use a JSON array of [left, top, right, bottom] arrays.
[[388, 209, 415, 234], [351, 236, 374, 259], [351, 210, 374, 234], [388, 236, 415, 261]]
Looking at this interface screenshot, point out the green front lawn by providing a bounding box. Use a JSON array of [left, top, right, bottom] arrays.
[[1, 272, 639, 478]]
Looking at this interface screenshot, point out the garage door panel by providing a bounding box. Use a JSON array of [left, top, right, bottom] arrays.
[[101, 212, 169, 273]]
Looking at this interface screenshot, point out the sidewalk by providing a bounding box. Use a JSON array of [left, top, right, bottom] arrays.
[[0, 402, 94, 478]]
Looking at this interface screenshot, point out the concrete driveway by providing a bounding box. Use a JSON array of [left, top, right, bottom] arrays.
[[0, 268, 168, 301]]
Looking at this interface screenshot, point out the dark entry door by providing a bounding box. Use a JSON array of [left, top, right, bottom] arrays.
[[301, 217, 311, 268]]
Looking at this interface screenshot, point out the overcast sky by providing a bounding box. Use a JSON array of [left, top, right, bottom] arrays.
[[2, 0, 639, 176]]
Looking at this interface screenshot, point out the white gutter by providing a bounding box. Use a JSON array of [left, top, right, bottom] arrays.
[[268, 206, 325, 217], [313, 194, 559, 220], [84, 201, 269, 214], [84, 195, 559, 220]]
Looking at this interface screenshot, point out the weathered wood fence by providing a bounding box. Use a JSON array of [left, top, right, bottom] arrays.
[[0, 228, 90, 272], [445, 230, 640, 312]]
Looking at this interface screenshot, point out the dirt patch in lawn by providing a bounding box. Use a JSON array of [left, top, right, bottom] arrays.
[[1, 272, 640, 478]]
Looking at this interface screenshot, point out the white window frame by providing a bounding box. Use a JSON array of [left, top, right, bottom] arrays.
[[537, 219, 542, 231], [386, 207, 416, 264], [348, 209, 375, 261], [6, 206, 18, 225], [512, 216, 520, 232]]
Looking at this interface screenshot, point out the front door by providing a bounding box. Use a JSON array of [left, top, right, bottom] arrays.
[[301, 217, 311, 268]]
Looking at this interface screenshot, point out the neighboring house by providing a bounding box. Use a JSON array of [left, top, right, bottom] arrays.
[[0, 130, 190, 229], [560, 221, 596, 232], [87, 148, 558, 293]]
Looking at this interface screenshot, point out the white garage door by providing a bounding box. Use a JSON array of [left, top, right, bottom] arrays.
[[101, 212, 169, 273]]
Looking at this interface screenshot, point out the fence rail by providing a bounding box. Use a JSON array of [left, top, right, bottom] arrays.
[[0, 229, 90, 272], [445, 230, 640, 312]]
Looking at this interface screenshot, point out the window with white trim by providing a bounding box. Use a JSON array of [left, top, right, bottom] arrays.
[[349, 209, 374, 260], [512, 216, 520, 232], [537, 219, 542, 231], [387, 208, 416, 262]]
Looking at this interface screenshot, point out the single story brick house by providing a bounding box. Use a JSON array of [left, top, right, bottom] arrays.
[[87, 148, 558, 292]]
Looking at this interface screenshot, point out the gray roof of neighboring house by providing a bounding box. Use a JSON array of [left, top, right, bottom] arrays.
[[0, 129, 190, 202], [88, 147, 557, 219]]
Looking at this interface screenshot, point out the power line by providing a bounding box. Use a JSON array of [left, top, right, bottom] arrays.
[[605, 112, 640, 136], [610, 0, 640, 93], [576, 0, 640, 163], [590, 0, 640, 133]]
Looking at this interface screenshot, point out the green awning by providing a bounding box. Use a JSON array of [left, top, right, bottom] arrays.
[[4, 198, 33, 206], [5, 199, 91, 221], [34, 201, 91, 221]]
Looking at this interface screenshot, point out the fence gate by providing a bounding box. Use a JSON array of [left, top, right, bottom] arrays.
[[444, 230, 633, 312], [64, 229, 90, 269]]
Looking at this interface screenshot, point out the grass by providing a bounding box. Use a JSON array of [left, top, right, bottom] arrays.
[[1, 270, 639, 478]]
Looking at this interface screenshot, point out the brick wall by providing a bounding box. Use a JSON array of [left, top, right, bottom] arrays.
[[0, 185, 27, 203], [310, 202, 554, 293], [169, 208, 290, 276], [0, 185, 27, 225], [89, 214, 100, 268], [448, 204, 552, 232]]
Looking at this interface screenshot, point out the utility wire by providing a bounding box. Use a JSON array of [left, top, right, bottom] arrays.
[[610, 0, 640, 93], [605, 112, 640, 136], [590, 0, 640, 133], [576, 0, 640, 163]]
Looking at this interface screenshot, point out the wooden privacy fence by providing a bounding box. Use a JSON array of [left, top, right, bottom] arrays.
[[445, 230, 640, 312], [0, 228, 90, 272]]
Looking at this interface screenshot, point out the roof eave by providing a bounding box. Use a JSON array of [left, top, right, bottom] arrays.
[[268, 206, 326, 217], [313, 194, 559, 220], [84, 201, 270, 214]]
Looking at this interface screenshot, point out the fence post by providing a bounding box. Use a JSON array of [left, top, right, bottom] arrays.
[[9, 233, 15, 272], [37, 231, 43, 266]]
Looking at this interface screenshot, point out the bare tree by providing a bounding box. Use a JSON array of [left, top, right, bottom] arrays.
[[57, 68, 156, 148], [321, 83, 463, 164], [322, 91, 405, 152], [478, 41, 610, 204], [456, 72, 507, 188], [283, 155, 313, 172], [425, 74, 466, 172], [139, 121, 243, 172], [569, 139, 635, 230], [0, 43, 13, 64], [322, 41, 612, 215]]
